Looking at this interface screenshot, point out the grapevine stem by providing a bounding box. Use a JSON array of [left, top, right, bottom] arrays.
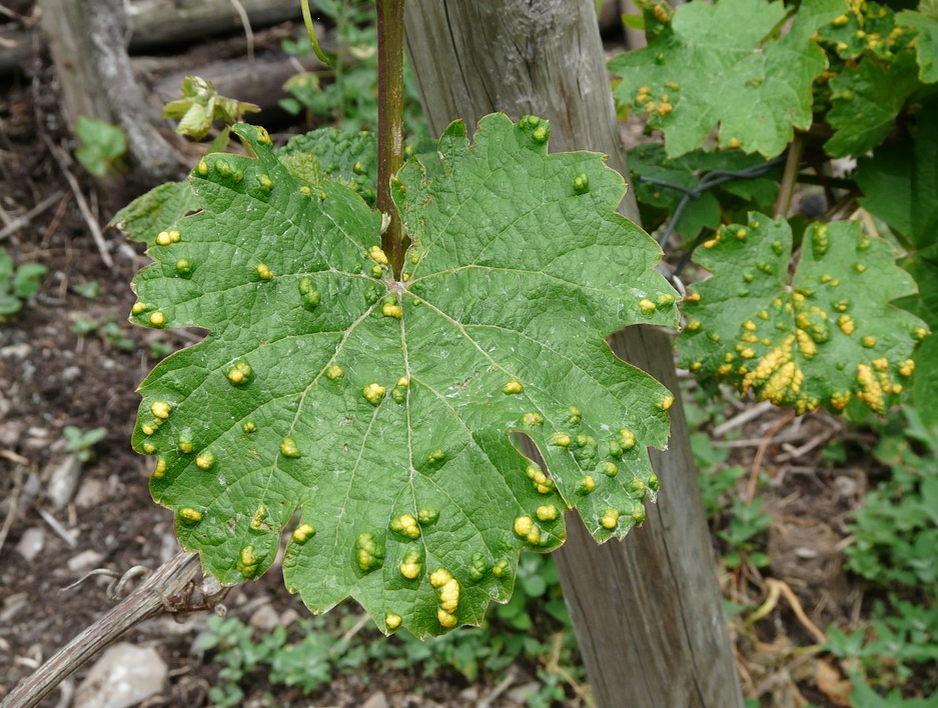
[[376, 0, 406, 277], [773, 132, 803, 218]]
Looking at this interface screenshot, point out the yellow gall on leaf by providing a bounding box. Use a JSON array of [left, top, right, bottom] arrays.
[[580, 475, 596, 493], [502, 380, 523, 395], [620, 427, 636, 450], [639, 298, 656, 313], [326, 365, 344, 381], [292, 524, 316, 543], [280, 438, 301, 458], [685, 320, 701, 331], [369, 245, 389, 265], [660, 393, 675, 410], [196, 452, 215, 470], [913, 327, 928, 341], [690, 361, 702, 371], [156, 231, 173, 246], [153, 457, 167, 478], [439, 577, 460, 612], [549, 432, 571, 447], [736, 229, 747, 240], [179, 507, 202, 523], [132, 302, 147, 315], [536, 505, 558, 521], [602, 461, 618, 477], [399, 549, 422, 579], [600, 508, 620, 530], [430, 568, 453, 588], [362, 383, 386, 405], [142, 442, 155, 454], [437, 609, 457, 628], [149, 311, 165, 327], [830, 391, 851, 411], [657, 102, 673, 116], [197, 159, 209, 175], [838, 315, 855, 335], [513, 516, 534, 537], [728, 137, 741, 149], [382, 303, 403, 318], [522, 412, 543, 426], [141, 422, 157, 436], [862, 336, 877, 348], [386, 614, 402, 630], [151, 401, 172, 419], [872, 358, 889, 371], [898, 359, 915, 377], [256, 263, 273, 280], [855, 263, 867, 274]]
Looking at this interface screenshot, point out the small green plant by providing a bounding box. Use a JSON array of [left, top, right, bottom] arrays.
[[63, 426, 107, 463], [70, 317, 101, 337], [0, 247, 46, 320], [719, 497, 771, 570], [71, 280, 100, 299], [74, 116, 127, 177], [279, 0, 425, 135], [200, 553, 582, 706]]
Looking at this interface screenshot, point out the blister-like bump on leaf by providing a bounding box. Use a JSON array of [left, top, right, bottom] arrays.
[[130, 117, 677, 637], [678, 213, 927, 416]]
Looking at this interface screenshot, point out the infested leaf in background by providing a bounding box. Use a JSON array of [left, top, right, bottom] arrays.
[[678, 214, 927, 417], [609, 0, 846, 158], [128, 116, 678, 637]]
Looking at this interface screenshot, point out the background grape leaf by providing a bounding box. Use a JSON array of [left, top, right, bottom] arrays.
[[609, 0, 846, 158], [897, 7, 938, 83], [678, 213, 927, 417], [129, 116, 679, 637], [110, 180, 201, 243], [824, 52, 920, 157], [855, 98, 938, 251]]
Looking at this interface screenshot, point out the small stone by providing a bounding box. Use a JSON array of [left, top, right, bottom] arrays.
[[45, 453, 83, 510], [68, 549, 105, 574], [248, 604, 280, 633], [15, 527, 45, 562], [362, 692, 389, 708], [74, 643, 167, 708]]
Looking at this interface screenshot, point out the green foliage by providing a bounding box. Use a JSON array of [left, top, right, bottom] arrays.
[[679, 214, 926, 417], [74, 116, 127, 177], [63, 425, 107, 463], [163, 76, 260, 140], [0, 247, 46, 318], [719, 497, 771, 569], [897, 3, 938, 83], [71, 280, 100, 299], [847, 410, 938, 589], [279, 127, 377, 206], [201, 555, 580, 706], [824, 52, 921, 157], [848, 678, 938, 708], [129, 116, 677, 636], [109, 180, 202, 244], [625, 144, 780, 240], [609, 0, 845, 158], [279, 0, 425, 135]]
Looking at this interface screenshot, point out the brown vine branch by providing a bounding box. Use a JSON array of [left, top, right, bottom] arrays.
[[0, 552, 224, 708], [376, 0, 406, 277]]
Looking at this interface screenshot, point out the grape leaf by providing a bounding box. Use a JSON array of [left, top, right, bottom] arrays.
[[129, 116, 679, 637], [856, 103, 938, 249], [824, 52, 920, 157], [111, 127, 379, 243], [109, 181, 200, 244], [678, 214, 927, 416], [897, 7, 938, 83], [280, 127, 378, 206], [895, 251, 938, 428], [608, 0, 846, 158]]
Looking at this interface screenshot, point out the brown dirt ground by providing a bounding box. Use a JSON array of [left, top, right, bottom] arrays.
[[0, 6, 918, 708]]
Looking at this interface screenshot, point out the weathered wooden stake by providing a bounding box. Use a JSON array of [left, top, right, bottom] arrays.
[[403, 3, 744, 707]]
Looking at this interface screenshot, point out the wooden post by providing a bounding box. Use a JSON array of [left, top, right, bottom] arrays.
[[37, 0, 178, 187], [403, 3, 744, 707]]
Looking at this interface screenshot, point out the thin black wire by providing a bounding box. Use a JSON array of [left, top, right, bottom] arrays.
[[646, 155, 788, 253]]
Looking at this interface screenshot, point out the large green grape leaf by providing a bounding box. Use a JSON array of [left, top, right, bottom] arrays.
[[129, 116, 678, 637], [824, 52, 920, 157], [608, 0, 846, 158], [678, 213, 927, 416]]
